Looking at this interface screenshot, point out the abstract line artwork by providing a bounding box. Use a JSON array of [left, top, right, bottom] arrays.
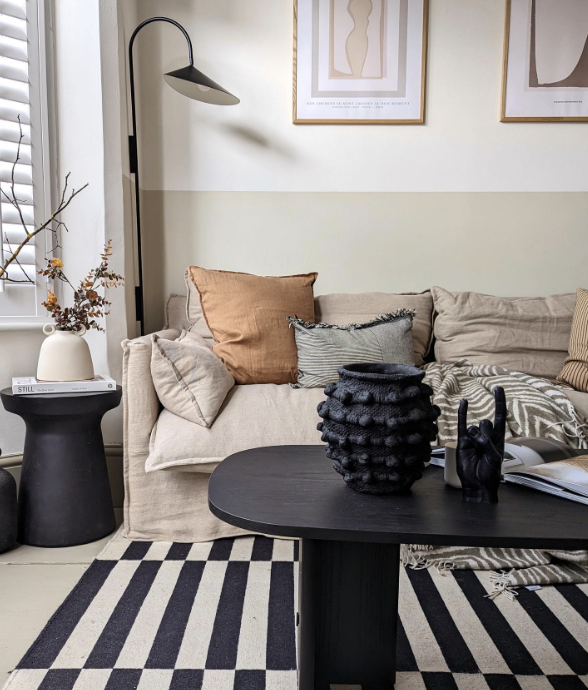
[[330, 0, 387, 80], [529, 0, 588, 88], [502, 0, 588, 121], [294, 0, 427, 123]]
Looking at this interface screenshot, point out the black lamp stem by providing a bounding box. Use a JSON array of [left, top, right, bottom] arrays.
[[128, 17, 194, 335]]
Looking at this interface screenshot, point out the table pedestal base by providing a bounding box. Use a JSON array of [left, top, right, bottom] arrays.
[[18, 413, 115, 547], [298, 539, 400, 690]]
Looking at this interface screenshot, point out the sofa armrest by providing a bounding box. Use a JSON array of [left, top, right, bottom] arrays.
[[122, 328, 180, 456]]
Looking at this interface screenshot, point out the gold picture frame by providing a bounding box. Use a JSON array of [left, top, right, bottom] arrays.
[[501, 0, 588, 122], [293, 0, 429, 124]]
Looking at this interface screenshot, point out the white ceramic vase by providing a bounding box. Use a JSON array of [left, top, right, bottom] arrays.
[[37, 324, 95, 382]]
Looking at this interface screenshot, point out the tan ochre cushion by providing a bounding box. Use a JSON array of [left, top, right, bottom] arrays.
[[146, 384, 325, 472], [188, 266, 318, 385], [315, 291, 433, 366], [557, 288, 588, 392], [431, 286, 575, 380], [151, 330, 234, 427]]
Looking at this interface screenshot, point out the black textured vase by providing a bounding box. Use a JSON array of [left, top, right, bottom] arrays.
[[318, 363, 440, 494], [0, 467, 17, 553]]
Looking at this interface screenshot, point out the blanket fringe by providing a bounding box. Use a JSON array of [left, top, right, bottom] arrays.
[[400, 544, 433, 568], [400, 545, 454, 575], [487, 570, 519, 601], [544, 419, 588, 447]]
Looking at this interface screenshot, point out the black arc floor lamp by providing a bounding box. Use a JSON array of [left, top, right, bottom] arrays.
[[128, 16, 239, 335]]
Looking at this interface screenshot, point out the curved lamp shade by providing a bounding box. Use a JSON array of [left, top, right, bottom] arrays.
[[164, 65, 240, 105]]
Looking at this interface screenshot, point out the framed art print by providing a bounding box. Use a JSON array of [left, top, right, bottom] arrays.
[[502, 0, 588, 122], [293, 0, 428, 124]]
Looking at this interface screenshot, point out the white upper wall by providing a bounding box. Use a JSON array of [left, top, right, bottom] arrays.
[[129, 0, 588, 193]]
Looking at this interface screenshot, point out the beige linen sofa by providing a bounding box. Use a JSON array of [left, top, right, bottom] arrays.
[[122, 286, 588, 542]]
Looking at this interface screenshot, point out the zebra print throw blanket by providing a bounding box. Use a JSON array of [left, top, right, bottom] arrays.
[[404, 362, 588, 597], [423, 361, 588, 449]]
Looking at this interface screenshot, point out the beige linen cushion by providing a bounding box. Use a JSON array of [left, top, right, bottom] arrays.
[[561, 388, 588, 420], [151, 330, 234, 427], [164, 293, 191, 331], [185, 270, 215, 345], [186, 280, 434, 367], [145, 384, 325, 472], [431, 286, 575, 380], [315, 291, 433, 367]]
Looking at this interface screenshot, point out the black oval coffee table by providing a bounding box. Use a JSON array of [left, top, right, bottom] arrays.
[[209, 445, 588, 690]]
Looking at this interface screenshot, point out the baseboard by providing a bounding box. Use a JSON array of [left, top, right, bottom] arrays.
[[0, 452, 23, 470], [0, 444, 125, 510], [0, 443, 123, 469]]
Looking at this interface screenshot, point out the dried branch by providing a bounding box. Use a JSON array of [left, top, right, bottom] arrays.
[[0, 175, 88, 283], [0, 117, 88, 284], [3, 231, 32, 284]]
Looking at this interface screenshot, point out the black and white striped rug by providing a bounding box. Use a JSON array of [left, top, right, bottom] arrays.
[[5, 533, 588, 690]]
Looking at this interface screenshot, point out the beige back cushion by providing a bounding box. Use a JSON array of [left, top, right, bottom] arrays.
[[183, 276, 434, 367], [431, 286, 575, 380], [185, 270, 215, 345], [164, 293, 192, 332], [315, 291, 433, 367]]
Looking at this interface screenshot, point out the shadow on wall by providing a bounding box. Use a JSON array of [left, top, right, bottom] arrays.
[[209, 121, 297, 161], [141, 182, 166, 335]]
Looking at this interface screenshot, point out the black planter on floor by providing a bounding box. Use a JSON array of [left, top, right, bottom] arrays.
[[318, 363, 440, 494], [0, 462, 17, 553]]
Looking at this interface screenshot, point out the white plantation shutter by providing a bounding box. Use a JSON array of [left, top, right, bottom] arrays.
[[0, 0, 51, 322]]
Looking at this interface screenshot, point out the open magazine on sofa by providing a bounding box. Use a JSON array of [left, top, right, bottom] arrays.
[[504, 456, 588, 505]]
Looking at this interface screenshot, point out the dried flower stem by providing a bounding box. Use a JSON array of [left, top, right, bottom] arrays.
[[39, 240, 124, 332]]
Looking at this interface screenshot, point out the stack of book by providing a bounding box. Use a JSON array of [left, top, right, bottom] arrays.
[[12, 376, 116, 395]]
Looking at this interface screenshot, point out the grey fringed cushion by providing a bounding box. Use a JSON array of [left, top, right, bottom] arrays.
[[289, 311, 416, 388]]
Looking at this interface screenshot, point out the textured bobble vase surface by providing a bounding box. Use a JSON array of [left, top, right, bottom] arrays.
[[317, 363, 440, 495]]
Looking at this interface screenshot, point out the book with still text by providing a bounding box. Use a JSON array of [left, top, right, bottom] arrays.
[[12, 375, 116, 395]]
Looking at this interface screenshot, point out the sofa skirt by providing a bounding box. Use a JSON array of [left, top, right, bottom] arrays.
[[123, 456, 250, 542]]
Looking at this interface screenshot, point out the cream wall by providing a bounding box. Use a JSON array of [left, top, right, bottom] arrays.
[[126, 0, 588, 333]]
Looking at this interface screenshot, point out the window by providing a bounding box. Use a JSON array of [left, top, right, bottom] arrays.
[[0, 0, 52, 326]]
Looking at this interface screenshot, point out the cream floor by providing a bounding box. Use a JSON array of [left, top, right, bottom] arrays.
[[0, 515, 122, 686]]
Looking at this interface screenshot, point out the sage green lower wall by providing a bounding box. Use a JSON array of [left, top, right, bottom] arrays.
[[139, 190, 588, 334]]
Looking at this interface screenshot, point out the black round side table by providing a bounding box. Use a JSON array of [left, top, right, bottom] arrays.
[[1, 387, 122, 548]]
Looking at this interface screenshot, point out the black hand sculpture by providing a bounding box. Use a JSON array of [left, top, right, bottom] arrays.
[[456, 386, 506, 503]]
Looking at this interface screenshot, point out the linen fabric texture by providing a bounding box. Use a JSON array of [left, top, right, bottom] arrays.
[[558, 287, 588, 392], [185, 279, 434, 368], [146, 384, 325, 473], [431, 286, 576, 381], [289, 311, 416, 388], [184, 270, 215, 346], [123, 326, 588, 542], [315, 291, 433, 366], [164, 293, 192, 332], [188, 266, 318, 385], [150, 330, 234, 427]]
